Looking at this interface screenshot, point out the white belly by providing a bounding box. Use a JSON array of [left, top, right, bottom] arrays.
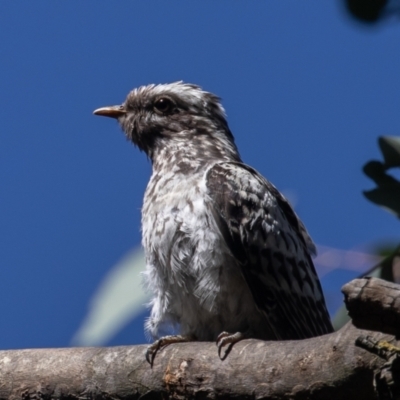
[[141, 173, 265, 341]]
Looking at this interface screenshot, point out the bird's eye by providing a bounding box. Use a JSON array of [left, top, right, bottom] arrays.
[[154, 97, 174, 114]]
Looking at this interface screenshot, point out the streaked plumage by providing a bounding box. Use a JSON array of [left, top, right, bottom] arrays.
[[94, 82, 333, 362]]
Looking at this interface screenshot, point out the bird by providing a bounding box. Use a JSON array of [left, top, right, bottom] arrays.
[[93, 82, 334, 365]]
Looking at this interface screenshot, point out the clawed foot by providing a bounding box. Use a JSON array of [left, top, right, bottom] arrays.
[[216, 331, 246, 360], [146, 335, 193, 367]]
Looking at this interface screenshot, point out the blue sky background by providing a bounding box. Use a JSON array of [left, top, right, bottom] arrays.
[[1, 1, 399, 349]]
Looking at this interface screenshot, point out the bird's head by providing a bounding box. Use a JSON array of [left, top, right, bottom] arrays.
[[94, 82, 240, 166]]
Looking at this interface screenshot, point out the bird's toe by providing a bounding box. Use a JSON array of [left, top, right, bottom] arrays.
[[146, 334, 194, 367], [216, 331, 246, 360]]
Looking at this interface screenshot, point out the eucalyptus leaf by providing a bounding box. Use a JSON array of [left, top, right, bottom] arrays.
[[363, 186, 400, 217], [363, 136, 400, 216], [379, 136, 400, 168], [71, 248, 148, 346], [363, 160, 395, 184]]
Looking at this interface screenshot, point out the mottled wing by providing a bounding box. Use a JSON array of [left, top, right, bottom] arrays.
[[206, 162, 333, 339]]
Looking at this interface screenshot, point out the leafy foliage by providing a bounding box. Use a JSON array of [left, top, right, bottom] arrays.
[[362, 136, 400, 282], [364, 136, 400, 218], [333, 137, 400, 330]]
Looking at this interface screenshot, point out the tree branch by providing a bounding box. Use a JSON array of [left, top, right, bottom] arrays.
[[0, 277, 399, 399], [342, 277, 400, 336]]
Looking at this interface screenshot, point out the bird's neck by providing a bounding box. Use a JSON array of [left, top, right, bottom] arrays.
[[150, 132, 241, 175]]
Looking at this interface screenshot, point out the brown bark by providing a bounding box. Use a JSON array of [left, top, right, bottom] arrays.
[[0, 277, 399, 400], [342, 277, 400, 336]]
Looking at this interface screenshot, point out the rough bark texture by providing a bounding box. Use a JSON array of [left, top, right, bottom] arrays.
[[0, 277, 398, 400], [342, 277, 400, 336]]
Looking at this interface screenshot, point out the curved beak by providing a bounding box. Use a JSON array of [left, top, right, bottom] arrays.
[[93, 105, 126, 119]]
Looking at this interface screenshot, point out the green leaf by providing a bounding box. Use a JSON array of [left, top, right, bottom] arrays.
[[71, 247, 149, 346], [363, 160, 396, 184], [363, 186, 400, 217], [379, 136, 400, 168], [363, 136, 400, 217]]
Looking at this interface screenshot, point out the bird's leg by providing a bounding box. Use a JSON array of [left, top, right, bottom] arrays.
[[146, 334, 194, 366], [216, 330, 252, 360]]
